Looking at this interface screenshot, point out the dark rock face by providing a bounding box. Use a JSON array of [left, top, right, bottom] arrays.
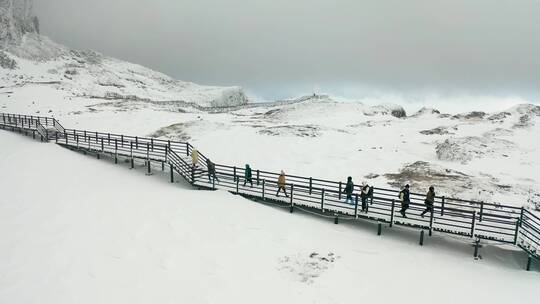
[[419, 126, 454, 135], [391, 108, 407, 118], [452, 111, 486, 120]]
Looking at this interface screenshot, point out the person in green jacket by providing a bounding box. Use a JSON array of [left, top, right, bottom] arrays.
[[243, 164, 253, 187]]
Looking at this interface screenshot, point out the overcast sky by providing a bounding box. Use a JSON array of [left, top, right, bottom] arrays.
[[35, 0, 540, 101]]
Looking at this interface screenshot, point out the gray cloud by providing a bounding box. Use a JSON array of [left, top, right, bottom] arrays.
[[35, 0, 540, 100]]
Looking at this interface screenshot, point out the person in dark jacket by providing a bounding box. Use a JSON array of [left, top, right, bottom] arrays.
[[360, 182, 370, 212], [421, 186, 435, 217], [243, 164, 253, 187], [399, 184, 410, 217], [206, 158, 219, 183], [344, 176, 354, 205]]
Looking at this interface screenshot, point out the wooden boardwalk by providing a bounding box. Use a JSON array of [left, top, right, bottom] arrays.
[[1, 112, 539, 271]]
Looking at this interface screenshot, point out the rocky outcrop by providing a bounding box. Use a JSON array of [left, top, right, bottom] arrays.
[[0, 50, 16, 68], [436, 136, 515, 164], [452, 111, 486, 120], [0, 0, 39, 48], [510, 104, 540, 129], [419, 126, 454, 135], [364, 104, 407, 118], [412, 107, 440, 117]]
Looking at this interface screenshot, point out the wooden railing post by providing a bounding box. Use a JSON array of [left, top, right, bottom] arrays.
[[289, 184, 294, 213], [233, 166, 237, 182], [441, 196, 445, 216], [338, 182, 342, 200], [519, 207, 524, 227], [256, 170, 260, 186], [470, 211, 476, 238], [170, 164, 174, 183], [429, 208, 434, 236], [354, 194, 359, 218], [513, 219, 521, 245], [262, 179, 265, 200], [321, 189, 325, 211], [309, 177, 312, 195], [479, 201, 484, 222], [390, 200, 395, 227], [114, 139, 118, 164]]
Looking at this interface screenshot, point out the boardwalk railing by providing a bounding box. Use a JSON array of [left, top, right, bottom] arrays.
[[1, 112, 65, 141], [0, 112, 538, 271]]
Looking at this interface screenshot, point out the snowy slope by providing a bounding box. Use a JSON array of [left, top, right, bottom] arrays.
[[0, 0, 248, 107], [0, 131, 537, 304]]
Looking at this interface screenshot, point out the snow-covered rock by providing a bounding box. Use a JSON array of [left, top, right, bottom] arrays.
[[451, 111, 486, 120], [436, 136, 515, 164], [364, 103, 406, 118], [411, 107, 441, 117], [0, 0, 38, 48]]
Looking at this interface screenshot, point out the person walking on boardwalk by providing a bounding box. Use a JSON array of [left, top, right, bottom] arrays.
[[243, 164, 253, 187], [421, 186, 435, 218], [399, 184, 410, 217], [191, 148, 199, 167], [276, 170, 288, 197], [343, 176, 354, 205], [206, 158, 219, 183], [360, 182, 370, 212]]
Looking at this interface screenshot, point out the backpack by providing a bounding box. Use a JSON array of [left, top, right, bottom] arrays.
[[367, 186, 374, 197]]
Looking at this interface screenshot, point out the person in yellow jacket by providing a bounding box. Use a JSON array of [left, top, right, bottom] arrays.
[[191, 148, 199, 167], [276, 170, 288, 197]]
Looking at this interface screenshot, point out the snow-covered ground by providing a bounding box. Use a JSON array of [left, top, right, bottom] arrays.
[[2, 87, 539, 210], [0, 131, 537, 304]]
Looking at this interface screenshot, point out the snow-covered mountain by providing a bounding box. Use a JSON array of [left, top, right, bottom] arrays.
[[0, 0, 248, 107]]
